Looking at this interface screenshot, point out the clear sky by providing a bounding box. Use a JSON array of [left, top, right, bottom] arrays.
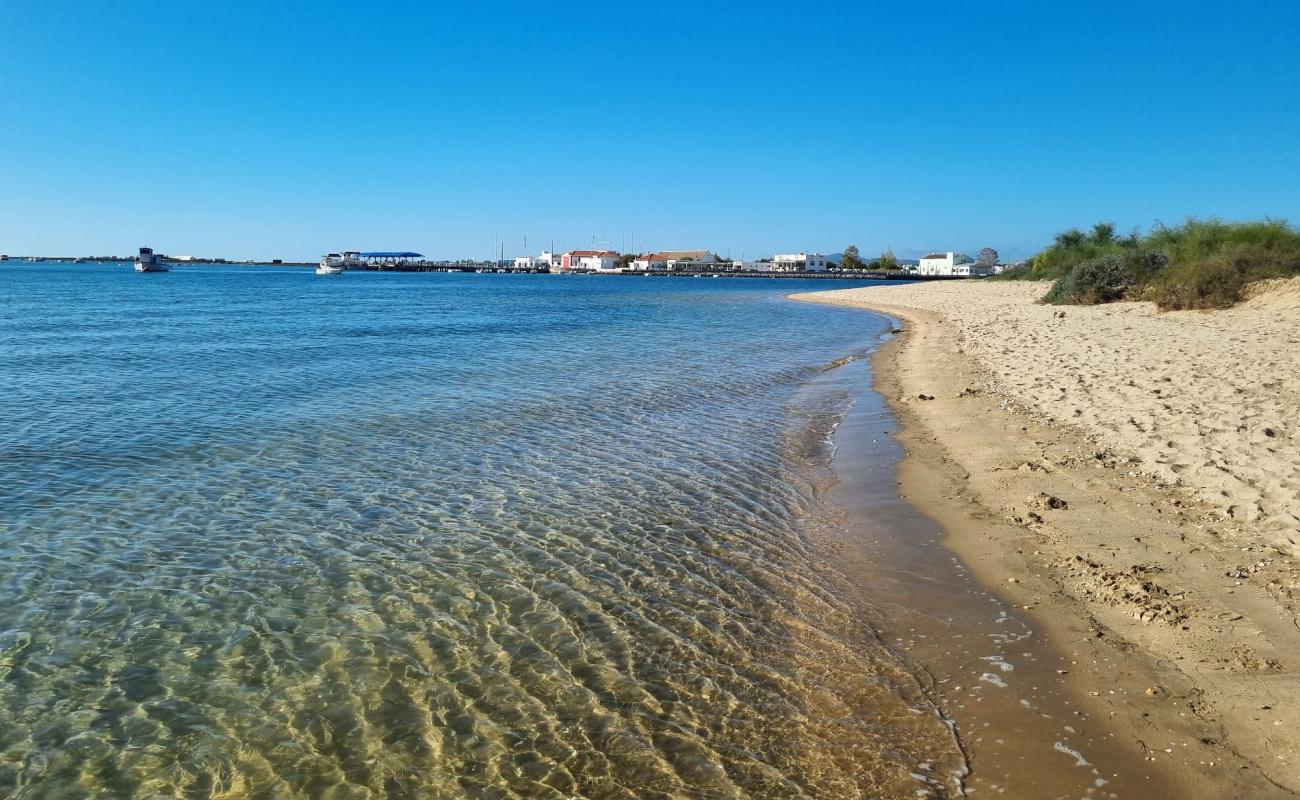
[[2, 1, 1298, 262]]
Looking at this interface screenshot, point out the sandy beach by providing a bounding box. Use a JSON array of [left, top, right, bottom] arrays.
[[795, 279, 1300, 797]]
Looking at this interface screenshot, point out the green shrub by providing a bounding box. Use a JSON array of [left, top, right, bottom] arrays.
[[1041, 272, 1078, 304], [1043, 254, 1130, 304], [1121, 249, 1168, 285], [991, 262, 1031, 280], [1145, 219, 1300, 264], [1148, 243, 1300, 310], [1147, 258, 1243, 310], [1026, 217, 1300, 309], [1025, 222, 1137, 281]]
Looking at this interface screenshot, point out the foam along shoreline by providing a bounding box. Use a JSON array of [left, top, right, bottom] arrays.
[[794, 279, 1300, 798]]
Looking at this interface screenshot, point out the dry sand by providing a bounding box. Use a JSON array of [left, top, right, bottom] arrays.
[[794, 279, 1300, 797]]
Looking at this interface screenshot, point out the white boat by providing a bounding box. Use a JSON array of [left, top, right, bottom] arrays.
[[134, 247, 169, 272], [317, 253, 345, 275]]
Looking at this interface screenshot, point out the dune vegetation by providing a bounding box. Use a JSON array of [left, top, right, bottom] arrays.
[[1004, 218, 1300, 310]]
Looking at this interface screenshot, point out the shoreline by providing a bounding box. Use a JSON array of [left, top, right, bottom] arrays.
[[9, 259, 981, 280], [809, 345, 1180, 797], [796, 284, 1300, 798]]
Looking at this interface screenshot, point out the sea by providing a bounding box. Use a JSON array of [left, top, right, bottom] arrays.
[[0, 263, 968, 799]]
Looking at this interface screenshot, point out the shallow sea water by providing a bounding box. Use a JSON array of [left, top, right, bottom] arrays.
[[0, 265, 965, 798]]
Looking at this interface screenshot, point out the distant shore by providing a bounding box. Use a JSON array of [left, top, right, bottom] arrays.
[[5, 258, 985, 280], [794, 279, 1300, 798]]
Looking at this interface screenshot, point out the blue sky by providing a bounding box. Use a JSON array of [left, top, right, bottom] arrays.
[[2, 1, 1298, 261]]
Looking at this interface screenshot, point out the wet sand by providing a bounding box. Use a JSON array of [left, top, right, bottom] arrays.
[[796, 281, 1300, 798]]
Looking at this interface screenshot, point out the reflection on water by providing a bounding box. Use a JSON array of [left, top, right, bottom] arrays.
[[0, 266, 963, 798]]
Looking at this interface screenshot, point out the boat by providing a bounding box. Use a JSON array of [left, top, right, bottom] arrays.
[[316, 253, 345, 275], [134, 247, 169, 272]]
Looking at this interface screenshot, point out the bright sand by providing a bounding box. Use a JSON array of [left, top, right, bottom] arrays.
[[795, 278, 1300, 797]]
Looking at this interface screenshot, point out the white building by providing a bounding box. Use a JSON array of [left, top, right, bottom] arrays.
[[518, 250, 565, 271], [772, 252, 829, 272], [918, 252, 977, 276], [630, 250, 715, 271], [559, 250, 621, 272], [952, 261, 994, 277], [738, 260, 780, 272]]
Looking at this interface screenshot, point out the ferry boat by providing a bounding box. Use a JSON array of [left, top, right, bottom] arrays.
[[134, 247, 169, 272], [316, 253, 345, 275]]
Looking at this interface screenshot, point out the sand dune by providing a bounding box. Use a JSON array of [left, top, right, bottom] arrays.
[[1244, 277, 1300, 311], [811, 278, 1300, 550]]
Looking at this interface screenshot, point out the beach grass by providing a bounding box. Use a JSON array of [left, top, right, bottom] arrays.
[[1020, 218, 1300, 309]]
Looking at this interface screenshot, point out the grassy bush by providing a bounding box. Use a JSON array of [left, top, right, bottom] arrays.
[[1031, 218, 1300, 310], [1145, 219, 1300, 263], [991, 262, 1032, 280], [1043, 254, 1129, 304], [1148, 242, 1300, 309], [1025, 222, 1136, 281]]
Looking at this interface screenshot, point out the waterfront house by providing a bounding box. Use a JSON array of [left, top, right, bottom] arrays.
[[772, 252, 829, 272], [630, 250, 715, 271], [516, 250, 563, 271], [560, 250, 622, 272], [952, 261, 994, 277], [918, 251, 978, 276]]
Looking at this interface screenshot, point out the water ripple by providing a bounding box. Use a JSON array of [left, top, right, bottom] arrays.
[[0, 266, 963, 798]]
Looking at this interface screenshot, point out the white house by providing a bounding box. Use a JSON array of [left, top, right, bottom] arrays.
[[631, 250, 715, 271], [520, 250, 570, 271], [772, 252, 829, 272], [952, 261, 994, 277], [918, 252, 976, 276], [739, 257, 799, 273], [560, 250, 621, 272]]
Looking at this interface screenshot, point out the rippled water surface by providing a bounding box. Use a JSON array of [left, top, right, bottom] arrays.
[[0, 264, 963, 798]]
